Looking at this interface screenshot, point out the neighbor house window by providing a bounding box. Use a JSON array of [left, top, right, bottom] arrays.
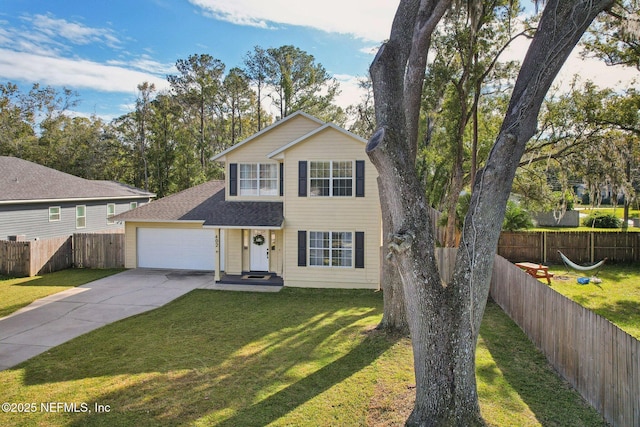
[[309, 231, 353, 267], [49, 206, 61, 222], [76, 205, 86, 229], [309, 161, 352, 197], [239, 163, 278, 196], [107, 203, 116, 224], [129, 202, 138, 210]]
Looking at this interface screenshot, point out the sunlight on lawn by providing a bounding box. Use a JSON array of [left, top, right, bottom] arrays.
[[0, 290, 606, 426], [548, 264, 640, 339]]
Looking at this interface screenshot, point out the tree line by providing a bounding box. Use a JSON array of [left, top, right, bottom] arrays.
[[1, 23, 637, 223], [0, 45, 346, 197], [351, 0, 640, 239]]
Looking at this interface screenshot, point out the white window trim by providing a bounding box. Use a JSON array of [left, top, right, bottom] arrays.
[[309, 160, 354, 197], [49, 206, 61, 222], [107, 203, 116, 225], [309, 231, 353, 268], [76, 205, 87, 229], [239, 163, 278, 196], [129, 202, 138, 210]]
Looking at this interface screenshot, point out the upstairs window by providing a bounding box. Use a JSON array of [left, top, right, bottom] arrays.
[[310, 161, 352, 197], [107, 203, 116, 225], [76, 205, 86, 229], [49, 206, 61, 222], [239, 163, 278, 196]]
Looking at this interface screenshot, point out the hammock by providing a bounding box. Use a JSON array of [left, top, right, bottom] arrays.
[[558, 250, 607, 272]]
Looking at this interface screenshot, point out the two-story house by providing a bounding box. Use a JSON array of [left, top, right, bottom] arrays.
[[0, 156, 154, 241], [115, 111, 381, 289]]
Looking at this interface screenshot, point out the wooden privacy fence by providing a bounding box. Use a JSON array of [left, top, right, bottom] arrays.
[[0, 233, 124, 277], [490, 255, 640, 427], [74, 233, 124, 269], [498, 231, 640, 264], [0, 236, 72, 277]]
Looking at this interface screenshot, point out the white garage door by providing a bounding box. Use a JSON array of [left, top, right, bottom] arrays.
[[137, 228, 217, 270]]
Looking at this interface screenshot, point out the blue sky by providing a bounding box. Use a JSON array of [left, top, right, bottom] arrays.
[[0, 0, 397, 121], [1, 0, 637, 123]]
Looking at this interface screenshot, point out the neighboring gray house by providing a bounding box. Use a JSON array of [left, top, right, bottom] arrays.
[[0, 156, 155, 241]]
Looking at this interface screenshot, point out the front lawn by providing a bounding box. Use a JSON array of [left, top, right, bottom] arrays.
[[0, 269, 124, 318], [0, 288, 606, 426], [548, 263, 640, 339]]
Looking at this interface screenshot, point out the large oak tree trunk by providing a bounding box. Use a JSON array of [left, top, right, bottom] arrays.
[[377, 178, 409, 334], [367, 1, 613, 425]]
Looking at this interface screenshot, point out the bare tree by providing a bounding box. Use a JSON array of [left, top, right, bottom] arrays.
[[366, 0, 614, 424]]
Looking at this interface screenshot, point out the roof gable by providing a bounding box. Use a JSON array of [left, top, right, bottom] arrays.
[[267, 123, 368, 159], [212, 111, 324, 162], [0, 156, 154, 204]]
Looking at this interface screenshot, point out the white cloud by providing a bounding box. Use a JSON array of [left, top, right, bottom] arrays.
[[26, 13, 121, 48], [360, 45, 380, 56], [501, 34, 639, 93], [107, 55, 176, 75], [188, 0, 399, 42], [554, 54, 638, 93], [0, 14, 171, 101], [0, 49, 169, 93], [333, 73, 368, 109]]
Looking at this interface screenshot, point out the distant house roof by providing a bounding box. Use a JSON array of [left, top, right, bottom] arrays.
[[0, 156, 155, 205], [113, 180, 284, 228]]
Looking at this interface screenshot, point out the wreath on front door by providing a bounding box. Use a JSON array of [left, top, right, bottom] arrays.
[[253, 234, 266, 246]]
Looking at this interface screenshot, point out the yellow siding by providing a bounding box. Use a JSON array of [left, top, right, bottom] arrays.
[[281, 127, 381, 289], [124, 224, 282, 275], [270, 229, 284, 275], [224, 115, 323, 201], [225, 229, 243, 274], [123, 221, 205, 268], [124, 115, 381, 289]]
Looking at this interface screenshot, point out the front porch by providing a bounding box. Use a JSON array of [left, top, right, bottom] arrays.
[[216, 271, 284, 287], [212, 228, 283, 283]]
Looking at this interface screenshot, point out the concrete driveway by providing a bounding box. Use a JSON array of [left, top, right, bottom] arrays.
[[0, 269, 278, 371]]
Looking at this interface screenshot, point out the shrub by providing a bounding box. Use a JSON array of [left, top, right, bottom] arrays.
[[503, 201, 534, 231], [438, 192, 471, 231], [583, 212, 622, 228]]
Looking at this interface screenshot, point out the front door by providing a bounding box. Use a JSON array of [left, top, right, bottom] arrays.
[[250, 230, 269, 271]]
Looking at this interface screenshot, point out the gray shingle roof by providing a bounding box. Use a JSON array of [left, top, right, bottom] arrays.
[[113, 180, 284, 228], [0, 156, 154, 203]]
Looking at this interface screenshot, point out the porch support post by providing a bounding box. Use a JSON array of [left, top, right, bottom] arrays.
[[267, 230, 271, 272], [214, 228, 221, 281]]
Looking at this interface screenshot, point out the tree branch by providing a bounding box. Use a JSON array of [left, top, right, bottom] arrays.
[[404, 0, 453, 159]]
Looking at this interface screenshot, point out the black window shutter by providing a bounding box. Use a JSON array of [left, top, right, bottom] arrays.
[[355, 160, 365, 197], [298, 161, 307, 197], [355, 231, 365, 268], [280, 163, 284, 196], [229, 163, 238, 196], [298, 231, 307, 266]]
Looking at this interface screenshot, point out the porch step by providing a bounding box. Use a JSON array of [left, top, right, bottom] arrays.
[[198, 283, 282, 293], [215, 272, 284, 287]]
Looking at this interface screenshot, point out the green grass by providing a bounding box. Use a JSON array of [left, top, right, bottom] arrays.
[[0, 288, 606, 426], [532, 226, 640, 232], [548, 264, 640, 339], [0, 269, 124, 318], [579, 206, 640, 220], [530, 206, 640, 231]]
